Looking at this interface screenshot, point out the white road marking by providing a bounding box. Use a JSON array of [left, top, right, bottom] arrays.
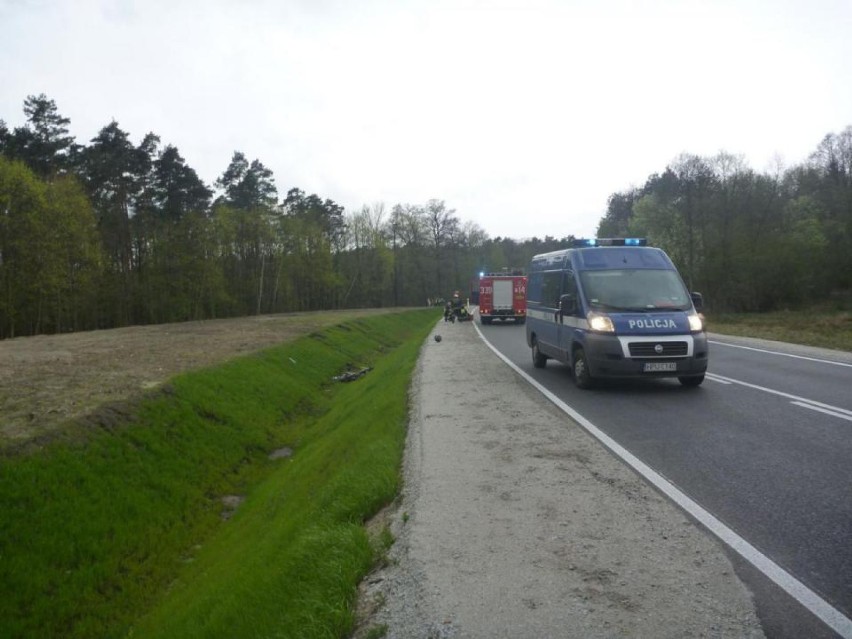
[[706, 372, 852, 419], [475, 324, 852, 638], [791, 401, 852, 422], [710, 340, 852, 368]]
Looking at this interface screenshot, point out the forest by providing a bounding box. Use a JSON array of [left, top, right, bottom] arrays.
[[1, 94, 850, 339]]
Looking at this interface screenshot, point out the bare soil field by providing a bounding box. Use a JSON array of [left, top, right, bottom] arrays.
[[0, 309, 404, 447]]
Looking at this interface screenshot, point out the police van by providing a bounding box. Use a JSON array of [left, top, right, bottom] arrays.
[[525, 238, 708, 388]]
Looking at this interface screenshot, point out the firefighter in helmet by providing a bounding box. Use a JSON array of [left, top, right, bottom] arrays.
[[443, 291, 460, 321], [452, 290, 466, 320]]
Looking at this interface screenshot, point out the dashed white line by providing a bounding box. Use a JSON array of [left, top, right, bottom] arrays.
[[791, 401, 852, 422], [706, 372, 852, 420]]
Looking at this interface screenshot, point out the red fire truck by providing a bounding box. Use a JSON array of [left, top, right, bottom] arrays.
[[478, 273, 527, 325]]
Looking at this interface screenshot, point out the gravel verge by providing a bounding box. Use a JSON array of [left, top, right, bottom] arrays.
[[354, 321, 766, 639]]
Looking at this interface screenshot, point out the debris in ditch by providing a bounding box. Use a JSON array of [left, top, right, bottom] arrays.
[[220, 495, 245, 520], [269, 447, 293, 460], [333, 367, 373, 382]]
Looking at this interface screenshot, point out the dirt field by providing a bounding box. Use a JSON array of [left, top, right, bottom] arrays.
[[0, 309, 404, 447]]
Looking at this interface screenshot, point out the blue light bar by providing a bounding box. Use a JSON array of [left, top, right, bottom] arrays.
[[572, 237, 647, 247]]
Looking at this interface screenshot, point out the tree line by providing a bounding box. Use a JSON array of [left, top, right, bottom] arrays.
[[2, 94, 850, 338], [0, 94, 570, 338], [597, 131, 852, 312]]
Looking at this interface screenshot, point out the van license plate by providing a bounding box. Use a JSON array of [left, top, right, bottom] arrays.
[[644, 362, 677, 372]]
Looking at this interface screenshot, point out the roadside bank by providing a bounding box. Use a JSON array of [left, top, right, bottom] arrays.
[[356, 319, 765, 638]]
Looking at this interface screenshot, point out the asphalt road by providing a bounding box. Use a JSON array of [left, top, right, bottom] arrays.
[[478, 320, 852, 639]]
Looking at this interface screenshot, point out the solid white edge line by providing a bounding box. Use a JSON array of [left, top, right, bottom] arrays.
[[474, 323, 852, 638], [709, 340, 852, 368], [791, 401, 852, 423]]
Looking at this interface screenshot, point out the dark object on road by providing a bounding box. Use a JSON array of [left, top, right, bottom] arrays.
[[434, 335, 442, 342]]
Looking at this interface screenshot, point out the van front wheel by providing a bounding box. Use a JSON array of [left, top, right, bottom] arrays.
[[572, 348, 595, 389], [532, 341, 547, 368]]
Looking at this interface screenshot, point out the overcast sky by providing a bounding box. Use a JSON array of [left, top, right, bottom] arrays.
[[2, 0, 851, 240]]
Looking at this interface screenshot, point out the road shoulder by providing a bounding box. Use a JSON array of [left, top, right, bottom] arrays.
[[355, 320, 765, 638]]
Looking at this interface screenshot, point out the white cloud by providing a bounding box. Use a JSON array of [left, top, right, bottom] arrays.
[[2, 0, 851, 240]]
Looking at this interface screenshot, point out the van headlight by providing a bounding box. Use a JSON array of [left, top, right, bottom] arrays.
[[587, 312, 615, 333], [688, 313, 704, 332]]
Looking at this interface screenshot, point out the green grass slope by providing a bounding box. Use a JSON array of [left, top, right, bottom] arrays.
[[0, 309, 437, 639]]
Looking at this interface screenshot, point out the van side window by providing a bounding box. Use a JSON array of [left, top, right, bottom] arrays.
[[562, 271, 578, 313], [541, 271, 563, 308], [527, 273, 543, 302], [563, 271, 576, 297]]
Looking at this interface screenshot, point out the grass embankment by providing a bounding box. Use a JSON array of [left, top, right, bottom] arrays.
[[707, 309, 852, 352], [0, 309, 438, 639]]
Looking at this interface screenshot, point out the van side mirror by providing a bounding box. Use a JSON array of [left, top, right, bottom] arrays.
[[559, 293, 577, 315], [690, 292, 704, 312]]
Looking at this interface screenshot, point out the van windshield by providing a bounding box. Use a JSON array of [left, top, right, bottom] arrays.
[[579, 269, 691, 312]]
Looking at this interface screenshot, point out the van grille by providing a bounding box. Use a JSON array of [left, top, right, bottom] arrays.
[[628, 341, 688, 357]]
